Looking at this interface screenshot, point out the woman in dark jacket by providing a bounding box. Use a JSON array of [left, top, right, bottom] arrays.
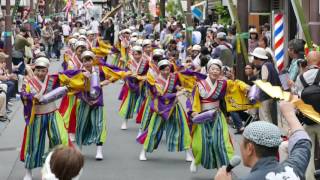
[[103, 18, 114, 45]]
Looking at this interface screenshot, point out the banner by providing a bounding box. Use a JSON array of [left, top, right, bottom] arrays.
[[191, 1, 206, 21], [83, 0, 94, 9]]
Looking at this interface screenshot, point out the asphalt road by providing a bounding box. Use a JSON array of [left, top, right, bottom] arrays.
[[0, 60, 250, 180]]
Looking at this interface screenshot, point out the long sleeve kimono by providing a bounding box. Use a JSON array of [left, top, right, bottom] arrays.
[[111, 39, 129, 69], [20, 74, 72, 169], [190, 77, 234, 169], [59, 65, 127, 147], [118, 57, 149, 120], [225, 79, 260, 112], [140, 71, 204, 153], [135, 61, 160, 131], [90, 37, 112, 58]]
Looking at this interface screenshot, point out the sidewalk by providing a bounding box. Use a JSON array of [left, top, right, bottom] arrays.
[[0, 100, 25, 180]]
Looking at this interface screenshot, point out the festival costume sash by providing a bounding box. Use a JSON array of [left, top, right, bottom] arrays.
[[151, 74, 178, 120], [70, 54, 83, 70], [197, 78, 226, 111]]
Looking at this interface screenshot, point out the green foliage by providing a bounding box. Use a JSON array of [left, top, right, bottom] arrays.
[[165, 0, 184, 21], [215, 4, 231, 25]]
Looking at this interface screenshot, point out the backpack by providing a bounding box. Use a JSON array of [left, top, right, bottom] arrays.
[[298, 69, 320, 125]]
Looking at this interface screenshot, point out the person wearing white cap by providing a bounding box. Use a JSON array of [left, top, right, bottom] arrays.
[[131, 32, 139, 38], [251, 47, 281, 124], [142, 39, 153, 60], [58, 41, 87, 143], [138, 59, 194, 163], [118, 45, 150, 130], [78, 35, 87, 42], [62, 50, 127, 161], [20, 56, 69, 180], [189, 58, 234, 173], [111, 30, 130, 68], [135, 39, 144, 47], [72, 32, 80, 39], [135, 49, 163, 139], [78, 28, 87, 36], [62, 38, 77, 70], [215, 101, 311, 180], [68, 38, 77, 51], [192, 44, 201, 68], [129, 37, 138, 46], [70, 40, 87, 70], [122, 29, 132, 35], [86, 30, 98, 49], [74, 50, 107, 160]]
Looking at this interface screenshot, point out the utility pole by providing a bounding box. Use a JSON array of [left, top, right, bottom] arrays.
[[4, 0, 12, 73], [159, 0, 165, 30], [29, 0, 35, 36], [185, 0, 193, 47]]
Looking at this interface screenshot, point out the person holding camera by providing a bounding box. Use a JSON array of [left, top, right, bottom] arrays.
[[294, 50, 320, 180]]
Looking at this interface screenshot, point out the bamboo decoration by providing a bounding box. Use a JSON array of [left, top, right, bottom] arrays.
[[227, 0, 249, 64], [291, 0, 313, 49]]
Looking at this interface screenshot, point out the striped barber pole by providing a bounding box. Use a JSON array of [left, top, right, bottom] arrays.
[[274, 13, 285, 71]]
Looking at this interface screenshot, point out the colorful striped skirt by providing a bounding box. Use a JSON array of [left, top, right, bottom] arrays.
[[143, 102, 191, 153], [59, 94, 78, 133], [20, 111, 68, 169], [119, 88, 140, 120], [76, 101, 107, 146], [111, 54, 120, 67], [139, 96, 153, 131], [191, 111, 234, 169]]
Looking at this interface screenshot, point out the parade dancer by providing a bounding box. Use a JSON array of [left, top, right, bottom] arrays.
[[118, 46, 149, 130], [62, 50, 127, 160], [138, 60, 198, 162], [142, 39, 153, 60], [90, 34, 113, 59], [62, 39, 76, 68], [136, 49, 164, 137], [86, 30, 98, 49], [59, 40, 87, 141], [189, 59, 234, 172], [63, 38, 77, 66], [111, 29, 131, 68], [20, 57, 69, 180]]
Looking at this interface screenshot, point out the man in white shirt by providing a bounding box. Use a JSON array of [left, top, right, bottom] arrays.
[[89, 17, 100, 35], [62, 22, 71, 44]]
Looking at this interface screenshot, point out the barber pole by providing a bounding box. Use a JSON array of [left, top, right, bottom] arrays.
[[274, 13, 284, 71]]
